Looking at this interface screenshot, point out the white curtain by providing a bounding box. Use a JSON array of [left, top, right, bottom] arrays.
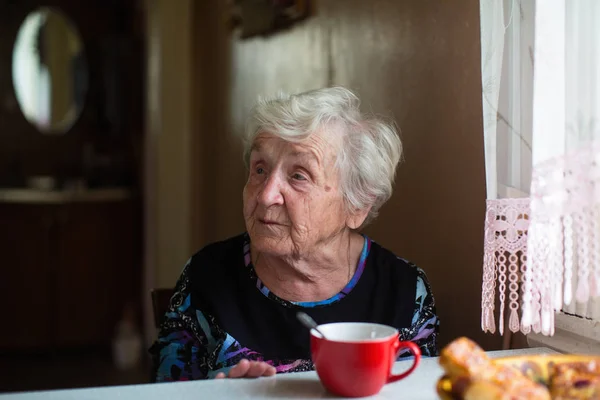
[[481, 0, 600, 337], [480, 0, 534, 336], [522, 0, 600, 335]]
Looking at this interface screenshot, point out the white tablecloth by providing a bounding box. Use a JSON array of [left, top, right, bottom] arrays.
[[0, 347, 557, 400]]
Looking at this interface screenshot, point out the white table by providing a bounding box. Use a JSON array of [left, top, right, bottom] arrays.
[[0, 347, 557, 400]]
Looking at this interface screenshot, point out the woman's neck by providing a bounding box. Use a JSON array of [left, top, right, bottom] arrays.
[[251, 231, 365, 303]]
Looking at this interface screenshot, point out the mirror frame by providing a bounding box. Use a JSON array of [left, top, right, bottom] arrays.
[[11, 5, 88, 135]]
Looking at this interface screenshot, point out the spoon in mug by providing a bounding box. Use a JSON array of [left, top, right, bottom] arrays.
[[296, 311, 327, 339]]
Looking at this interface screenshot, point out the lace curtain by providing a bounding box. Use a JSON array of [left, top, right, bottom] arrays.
[[481, 0, 600, 337], [480, 0, 534, 336]]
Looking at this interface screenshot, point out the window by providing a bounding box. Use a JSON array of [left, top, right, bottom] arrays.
[[480, 0, 600, 347]]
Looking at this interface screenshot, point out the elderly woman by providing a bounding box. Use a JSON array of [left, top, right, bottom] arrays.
[[150, 87, 439, 381]]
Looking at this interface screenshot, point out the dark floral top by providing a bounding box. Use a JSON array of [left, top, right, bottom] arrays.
[[150, 234, 439, 381]]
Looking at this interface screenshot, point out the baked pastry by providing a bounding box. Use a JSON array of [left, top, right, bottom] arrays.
[[549, 361, 600, 400], [438, 337, 600, 400], [439, 337, 551, 400]]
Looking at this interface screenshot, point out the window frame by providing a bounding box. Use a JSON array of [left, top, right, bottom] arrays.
[[526, 312, 600, 354]]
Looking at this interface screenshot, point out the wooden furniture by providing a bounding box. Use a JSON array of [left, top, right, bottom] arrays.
[[0, 189, 139, 350], [151, 288, 174, 328]]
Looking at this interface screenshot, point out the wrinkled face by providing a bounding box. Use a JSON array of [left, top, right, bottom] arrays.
[[243, 130, 352, 258]]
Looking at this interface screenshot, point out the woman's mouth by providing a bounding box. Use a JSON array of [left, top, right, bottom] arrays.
[[259, 219, 282, 225]]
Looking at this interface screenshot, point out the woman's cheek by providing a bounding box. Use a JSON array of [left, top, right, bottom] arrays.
[[242, 187, 257, 213]]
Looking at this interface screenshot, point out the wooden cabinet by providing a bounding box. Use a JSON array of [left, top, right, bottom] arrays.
[[0, 204, 54, 348], [0, 195, 139, 351]]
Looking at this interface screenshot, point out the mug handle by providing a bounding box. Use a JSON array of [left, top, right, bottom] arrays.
[[387, 340, 421, 383]]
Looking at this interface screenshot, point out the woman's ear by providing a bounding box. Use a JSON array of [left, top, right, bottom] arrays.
[[346, 207, 371, 230]]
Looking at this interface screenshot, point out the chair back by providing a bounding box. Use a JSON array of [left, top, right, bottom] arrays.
[[151, 288, 174, 328]]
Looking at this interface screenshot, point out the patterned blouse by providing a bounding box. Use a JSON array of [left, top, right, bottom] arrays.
[[150, 234, 439, 381]]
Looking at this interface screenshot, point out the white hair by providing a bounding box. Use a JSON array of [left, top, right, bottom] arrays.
[[243, 86, 403, 227]]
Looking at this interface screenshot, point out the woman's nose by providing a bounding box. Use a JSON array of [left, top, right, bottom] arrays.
[[257, 174, 284, 206]]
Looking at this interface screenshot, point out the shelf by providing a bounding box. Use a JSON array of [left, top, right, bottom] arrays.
[[0, 188, 132, 204]]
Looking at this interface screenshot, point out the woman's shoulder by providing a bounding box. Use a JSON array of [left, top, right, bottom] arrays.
[[191, 233, 246, 259], [186, 233, 247, 276], [366, 238, 431, 284]]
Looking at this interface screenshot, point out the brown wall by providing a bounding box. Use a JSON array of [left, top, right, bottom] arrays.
[[187, 0, 500, 350]]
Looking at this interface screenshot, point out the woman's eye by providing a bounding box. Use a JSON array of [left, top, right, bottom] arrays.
[[256, 167, 265, 175], [292, 173, 306, 181]]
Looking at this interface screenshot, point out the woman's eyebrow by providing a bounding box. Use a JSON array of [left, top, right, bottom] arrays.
[[250, 142, 263, 153], [290, 151, 320, 166]]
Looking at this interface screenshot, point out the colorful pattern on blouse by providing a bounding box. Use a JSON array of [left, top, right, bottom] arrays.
[[150, 236, 439, 382]]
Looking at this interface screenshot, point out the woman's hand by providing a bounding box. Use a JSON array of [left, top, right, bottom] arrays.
[[215, 359, 277, 379]]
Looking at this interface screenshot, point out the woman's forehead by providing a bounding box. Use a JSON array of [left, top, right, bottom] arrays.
[[251, 131, 340, 162]]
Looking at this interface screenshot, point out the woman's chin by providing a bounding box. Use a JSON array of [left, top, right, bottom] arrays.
[[249, 234, 292, 257]]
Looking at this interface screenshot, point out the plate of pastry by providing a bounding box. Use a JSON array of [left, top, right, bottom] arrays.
[[437, 337, 600, 400]]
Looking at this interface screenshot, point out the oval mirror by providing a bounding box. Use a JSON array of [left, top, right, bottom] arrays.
[[12, 7, 88, 134]]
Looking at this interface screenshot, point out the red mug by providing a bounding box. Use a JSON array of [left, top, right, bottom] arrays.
[[310, 322, 421, 398]]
